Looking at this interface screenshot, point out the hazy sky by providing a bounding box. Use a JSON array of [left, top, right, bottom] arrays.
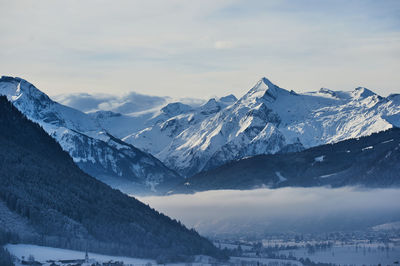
[[1, 0, 399, 99]]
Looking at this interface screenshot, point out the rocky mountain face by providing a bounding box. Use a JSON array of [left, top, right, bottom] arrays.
[[171, 127, 400, 193], [122, 77, 400, 177], [0, 76, 182, 195]]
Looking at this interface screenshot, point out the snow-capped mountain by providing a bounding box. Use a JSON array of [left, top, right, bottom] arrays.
[[123, 77, 400, 177], [0, 76, 182, 194], [56, 92, 208, 140], [121, 95, 238, 159], [7, 75, 399, 179]]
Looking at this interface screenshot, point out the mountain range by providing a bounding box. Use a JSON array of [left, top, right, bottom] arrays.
[[129, 78, 400, 176], [1, 75, 399, 193], [116, 77, 400, 177]]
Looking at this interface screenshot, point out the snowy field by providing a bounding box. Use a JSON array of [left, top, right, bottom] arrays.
[[4, 244, 155, 265], [4, 244, 305, 266], [5, 242, 400, 265]]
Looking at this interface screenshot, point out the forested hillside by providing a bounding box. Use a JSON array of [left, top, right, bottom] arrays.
[[0, 96, 224, 262]]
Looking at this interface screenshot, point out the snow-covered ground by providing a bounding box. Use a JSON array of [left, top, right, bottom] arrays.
[[230, 257, 302, 266], [4, 244, 305, 266], [373, 221, 400, 231], [5, 244, 155, 265]]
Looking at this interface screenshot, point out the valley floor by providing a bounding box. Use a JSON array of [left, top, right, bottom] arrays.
[[215, 236, 400, 266], [4, 244, 304, 266], [5, 239, 400, 266]]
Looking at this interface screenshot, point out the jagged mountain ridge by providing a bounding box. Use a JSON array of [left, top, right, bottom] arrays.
[[0, 95, 223, 261], [171, 127, 400, 193], [0, 76, 182, 194], [3, 75, 399, 179], [123, 77, 400, 177], [121, 96, 238, 159]]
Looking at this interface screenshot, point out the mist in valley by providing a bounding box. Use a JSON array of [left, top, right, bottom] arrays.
[[138, 187, 400, 238]]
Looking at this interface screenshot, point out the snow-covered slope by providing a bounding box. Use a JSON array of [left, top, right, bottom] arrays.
[[0, 76, 182, 194], [55, 95, 207, 144], [125, 77, 400, 177], [122, 96, 237, 157]]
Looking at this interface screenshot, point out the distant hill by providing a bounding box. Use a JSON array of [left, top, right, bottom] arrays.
[[172, 127, 400, 193], [0, 96, 224, 262]]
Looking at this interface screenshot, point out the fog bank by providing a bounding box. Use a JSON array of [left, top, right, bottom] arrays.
[[138, 187, 400, 238]]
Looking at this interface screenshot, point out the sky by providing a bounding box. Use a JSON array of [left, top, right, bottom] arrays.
[[0, 0, 399, 99]]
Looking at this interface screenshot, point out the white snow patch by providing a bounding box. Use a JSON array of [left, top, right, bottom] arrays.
[[275, 171, 287, 183], [372, 221, 400, 231], [362, 146, 373, 151], [314, 155, 325, 162], [319, 173, 337, 179], [5, 244, 155, 265], [381, 139, 394, 144]]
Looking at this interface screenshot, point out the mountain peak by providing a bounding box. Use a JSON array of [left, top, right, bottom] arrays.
[[244, 77, 288, 101], [352, 87, 376, 99], [199, 98, 222, 115], [0, 76, 22, 83], [260, 76, 275, 87], [0, 76, 52, 104], [161, 102, 193, 116], [319, 88, 338, 97], [219, 94, 237, 103]]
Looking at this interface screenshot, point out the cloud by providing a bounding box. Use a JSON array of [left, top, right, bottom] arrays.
[[138, 187, 400, 238], [53, 93, 117, 113], [54, 91, 168, 114]]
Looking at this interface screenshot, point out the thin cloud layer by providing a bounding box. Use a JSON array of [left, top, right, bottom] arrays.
[[54, 91, 207, 114], [139, 187, 400, 238], [54, 92, 168, 114]]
